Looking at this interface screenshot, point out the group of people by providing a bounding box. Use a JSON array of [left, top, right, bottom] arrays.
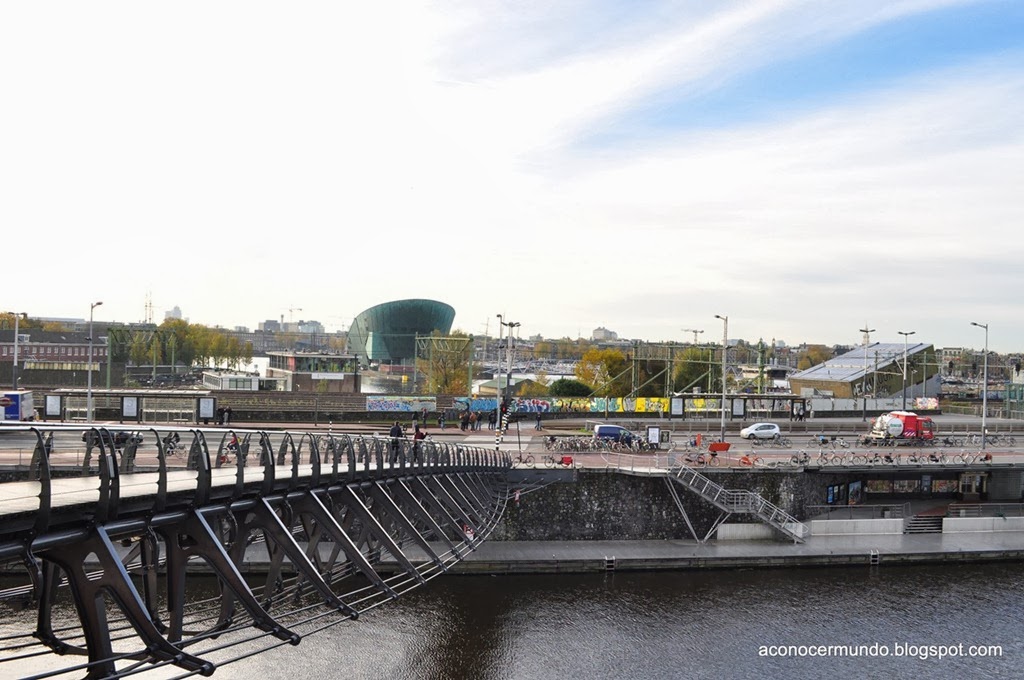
[[459, 410, 498, 431], [389, 420, 428, 462]]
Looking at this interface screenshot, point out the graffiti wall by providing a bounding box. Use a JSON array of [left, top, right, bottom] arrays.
[[366, 396, 437, 412]]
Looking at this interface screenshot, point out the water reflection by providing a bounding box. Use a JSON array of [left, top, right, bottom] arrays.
[[3, 564, 1023, 679]]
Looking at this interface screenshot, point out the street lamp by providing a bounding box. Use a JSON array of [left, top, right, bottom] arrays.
[[495, 314, 503, 449], [714, 315, 728, 440], [898, 330, 916, 410], [859, 326, 875, 421], [502, 320, 520, 418], [971, 321, 988, 450], [87, 301, 103, 422]]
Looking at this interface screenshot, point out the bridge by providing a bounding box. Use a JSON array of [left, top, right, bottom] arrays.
[[0, 424, 512, 678], [7, 422, 932, 676]]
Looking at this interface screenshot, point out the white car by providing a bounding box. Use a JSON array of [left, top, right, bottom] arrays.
[[740, 422, 782, 440]]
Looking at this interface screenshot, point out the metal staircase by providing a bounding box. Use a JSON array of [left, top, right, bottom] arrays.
[[670, 464, 808, 543]]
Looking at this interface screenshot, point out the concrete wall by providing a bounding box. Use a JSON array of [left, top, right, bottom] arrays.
[[493, 469, 858, 541], [943, 517, 1024, 533], [809, 519, 904, 535], [716, 523, 776, 540]]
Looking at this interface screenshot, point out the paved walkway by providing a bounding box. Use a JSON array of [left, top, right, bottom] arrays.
[[431, 531, 1024, 573]]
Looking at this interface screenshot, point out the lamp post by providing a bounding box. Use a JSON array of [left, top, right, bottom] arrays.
[[971, 321, 988, 450], [87, 301, 103, 422], [859, 326, 875, 422], [502, 320, 520, 417], [714, 315, 728, 440], [898, 330, 916, 410]]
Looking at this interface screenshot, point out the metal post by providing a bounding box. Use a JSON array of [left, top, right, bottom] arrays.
[[467, 335, 474, 401], [859, 326, 874, 421], [714, 315, 727, 440], [898, 330, 915, 410], [495, 315, 503, 451], [87, 300, 103, 422], [11, 312, 18, 389], [971, 322, 988, 450]]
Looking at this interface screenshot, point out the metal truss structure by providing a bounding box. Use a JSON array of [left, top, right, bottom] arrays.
[[0, 425, 510, 678]]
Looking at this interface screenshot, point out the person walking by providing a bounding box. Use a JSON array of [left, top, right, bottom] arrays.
[[535, 411, 543, 430], [389, 420, 404, 462], [413, 425, 427, 462]]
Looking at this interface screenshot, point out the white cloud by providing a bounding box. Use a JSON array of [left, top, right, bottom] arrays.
[[0, 1, 1019, 351]]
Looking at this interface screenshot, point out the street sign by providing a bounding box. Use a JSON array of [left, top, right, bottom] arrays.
[[0, 397, 12, 407]]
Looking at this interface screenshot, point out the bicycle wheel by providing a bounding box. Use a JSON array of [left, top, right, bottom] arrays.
[[1007, 437, 1017, 446], [708, 455, 721, 467], [544, 456, 556, 468], [523, 454, 534, 466]]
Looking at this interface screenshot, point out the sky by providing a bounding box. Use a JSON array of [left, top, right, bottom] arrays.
[[2, 1, 1022, 352]]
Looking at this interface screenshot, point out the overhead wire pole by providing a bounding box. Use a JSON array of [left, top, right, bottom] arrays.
[[898, 330, 916, 410], [859, 325, 875, 422], [714, 315, 727, 441], [971, 321, 989, 450], [495, 314, 503, 452]]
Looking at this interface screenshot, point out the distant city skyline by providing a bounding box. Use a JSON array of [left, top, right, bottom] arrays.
[[13, 307, 1010, 359], [3, 2, 1021, 352]]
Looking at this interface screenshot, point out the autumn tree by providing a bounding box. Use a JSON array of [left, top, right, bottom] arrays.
[[797, 345, 834, 371]]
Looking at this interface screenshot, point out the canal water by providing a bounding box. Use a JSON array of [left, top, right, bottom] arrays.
[[2, 563, 1020, 679], [215, 563, 1020, 680]]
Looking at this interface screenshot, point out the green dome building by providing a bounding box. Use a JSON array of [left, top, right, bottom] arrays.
[[348, 299, 456, 367]]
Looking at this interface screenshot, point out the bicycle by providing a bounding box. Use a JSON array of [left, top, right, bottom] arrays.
[[683, 451, 721, 467], [162, 433, 185, 458], [515, 452, 535, 466], [543, 454, 575, 468]]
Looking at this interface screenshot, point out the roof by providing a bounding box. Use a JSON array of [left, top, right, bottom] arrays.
[[790, 342, 931, 384]]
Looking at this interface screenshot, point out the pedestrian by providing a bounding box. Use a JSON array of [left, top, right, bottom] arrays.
[[216, 406, 225, 425], [224, 406, 232, 426], [413, 424, 427, 462], [389, 420, 404, 461], [489, 410, 497, 430], [469, 411, 478, 431], [535, 411, 543, 430], [438, 412, 446, 430], [460, 411, 470, 432]]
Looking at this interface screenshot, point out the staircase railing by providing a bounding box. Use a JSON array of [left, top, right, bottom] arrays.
[[672, 464, 807, 542]]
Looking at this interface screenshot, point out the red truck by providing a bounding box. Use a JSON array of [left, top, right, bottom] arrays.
[[864, 411, 935, 446]]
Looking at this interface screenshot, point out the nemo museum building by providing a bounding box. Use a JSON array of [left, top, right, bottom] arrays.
[[348, 299, 456, 368]]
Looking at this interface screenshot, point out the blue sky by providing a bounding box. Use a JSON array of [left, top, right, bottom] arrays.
[[1, 1, 1022, 352]]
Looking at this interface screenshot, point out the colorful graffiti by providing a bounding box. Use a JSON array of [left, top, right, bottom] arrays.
[[366, 396, 437, 412], [453, 397, 499, 412]]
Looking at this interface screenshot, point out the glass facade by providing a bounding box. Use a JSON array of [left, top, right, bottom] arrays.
[[348, 299, 456, 366]]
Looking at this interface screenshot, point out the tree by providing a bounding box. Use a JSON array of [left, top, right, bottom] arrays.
[[549, 378, 592, 397], [797, 345, 834, 371], [416, 330, 472, 395], [672, 347, 719, 394], [576, 347, 629, 396], [519, 370, 550, 397]]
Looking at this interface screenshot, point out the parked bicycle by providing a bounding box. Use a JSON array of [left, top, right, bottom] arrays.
[[543, 454, 575, 468], [683, 451, 721, 467], [515, 452, 535, 466]]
